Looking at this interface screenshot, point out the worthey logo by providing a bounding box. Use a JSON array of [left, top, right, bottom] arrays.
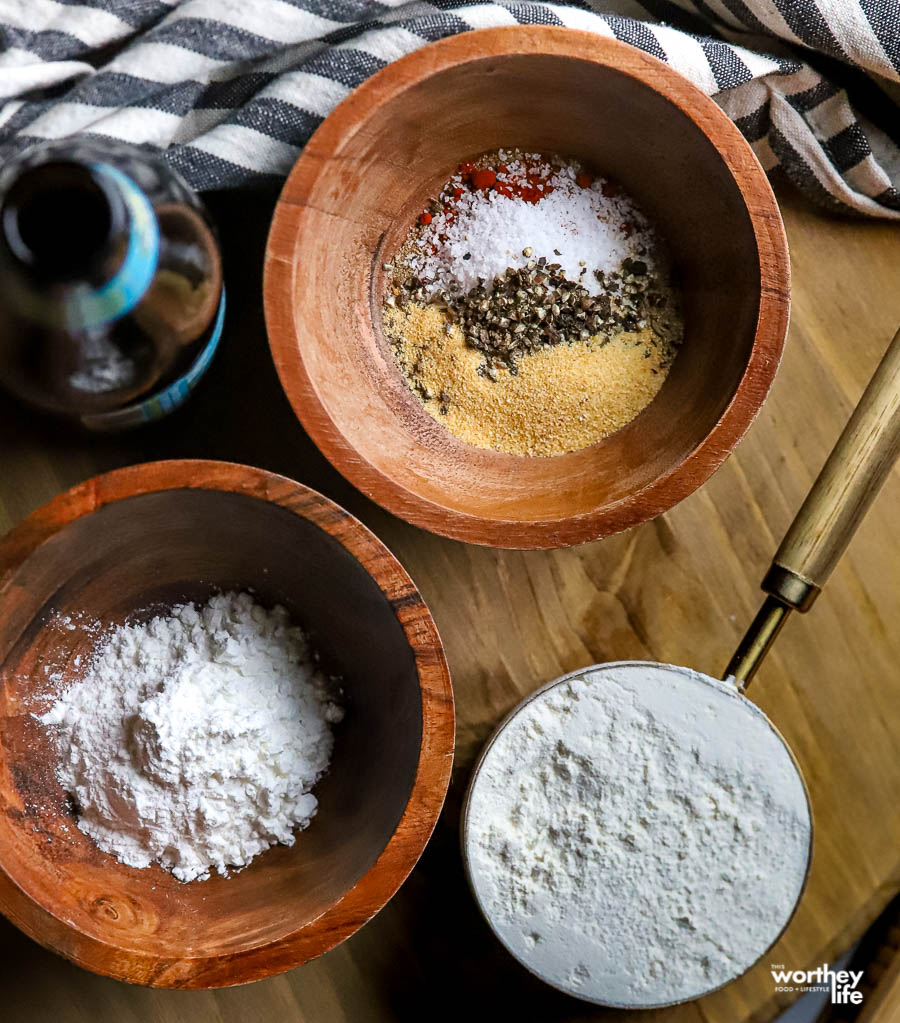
[[770, 963, 864, 1006]]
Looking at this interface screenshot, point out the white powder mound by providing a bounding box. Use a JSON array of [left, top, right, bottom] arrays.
[[405, 158, 654, 298], [40, 592, 343, 882], [464, 663, 811, 1007]]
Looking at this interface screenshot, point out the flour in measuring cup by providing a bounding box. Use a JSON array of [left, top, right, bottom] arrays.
[[465, 663, 810, 1006]]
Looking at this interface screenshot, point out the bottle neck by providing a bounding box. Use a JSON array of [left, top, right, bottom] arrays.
[[0, 160, 160, 330]]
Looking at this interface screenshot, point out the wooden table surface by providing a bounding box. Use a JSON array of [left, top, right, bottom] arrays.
[[1, 184, 899, 1023]]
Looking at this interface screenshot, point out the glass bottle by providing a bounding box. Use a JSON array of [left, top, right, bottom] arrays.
[[0, 138, 225, 430]]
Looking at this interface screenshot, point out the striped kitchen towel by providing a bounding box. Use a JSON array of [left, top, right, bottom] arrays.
[[0, 1, 898, 217]]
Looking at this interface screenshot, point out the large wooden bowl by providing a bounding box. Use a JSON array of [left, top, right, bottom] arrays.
[[265, 27, 789, 548], [0, 460, 454, 987]]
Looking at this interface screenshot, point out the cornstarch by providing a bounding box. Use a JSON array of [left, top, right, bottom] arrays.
[[465, 663, 810, 1006], [39, 592, 343, 882]]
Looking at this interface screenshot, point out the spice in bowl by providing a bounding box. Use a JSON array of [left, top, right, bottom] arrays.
[[38, 592, 343, 882], [382, 151, 682, 457]]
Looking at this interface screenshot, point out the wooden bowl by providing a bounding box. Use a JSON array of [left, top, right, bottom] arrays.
[[0, 460, 454, 988], [265, 27, 789, 548]]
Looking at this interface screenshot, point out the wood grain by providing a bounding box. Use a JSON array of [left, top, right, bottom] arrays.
[[0, 182, 897, 1021], [265, 27, 790, 548], [771, 326, 900, 593], [0, 460, 454, 987]]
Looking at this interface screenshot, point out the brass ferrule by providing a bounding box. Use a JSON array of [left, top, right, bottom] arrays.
[[762, 564, 820, 612]]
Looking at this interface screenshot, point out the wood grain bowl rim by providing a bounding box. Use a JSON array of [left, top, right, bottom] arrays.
[[264, 26, 790, 549], [0, 459, 455, 988]]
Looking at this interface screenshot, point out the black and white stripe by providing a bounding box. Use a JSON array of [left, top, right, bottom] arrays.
[[0, 0, 897, 216]]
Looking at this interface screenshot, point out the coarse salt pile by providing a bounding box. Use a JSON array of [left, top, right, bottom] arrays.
[[404, 153, 653, 299]]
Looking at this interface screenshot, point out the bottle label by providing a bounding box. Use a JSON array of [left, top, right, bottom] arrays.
[[79, 288, 225, 431], [71, 163, 160, 329]]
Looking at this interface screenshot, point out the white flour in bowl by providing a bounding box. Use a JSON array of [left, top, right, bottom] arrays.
[[39, 591, 343, 882], [464, 662, 811, 1007]]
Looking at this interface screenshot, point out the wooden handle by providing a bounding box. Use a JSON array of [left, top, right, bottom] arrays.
[[766, 327, 900, 607]]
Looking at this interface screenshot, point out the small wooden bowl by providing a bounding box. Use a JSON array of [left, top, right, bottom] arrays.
[[265, 27, 789, 548], [0, 460, 454, 988]]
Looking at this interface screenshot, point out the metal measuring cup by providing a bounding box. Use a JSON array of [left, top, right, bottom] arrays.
[[462, 326, 900, 1008]]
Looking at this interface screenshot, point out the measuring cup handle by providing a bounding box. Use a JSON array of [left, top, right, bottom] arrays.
[[764, 325, 900, 612], [727, 325, 900, 688]]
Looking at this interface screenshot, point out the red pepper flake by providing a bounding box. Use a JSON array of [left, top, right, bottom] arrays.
[[576, 172, 593, 189], [418, 211, 432, 225], [453, 156, 561, 204], [471, 168, 497, 191], [601, 180, 622, 198]]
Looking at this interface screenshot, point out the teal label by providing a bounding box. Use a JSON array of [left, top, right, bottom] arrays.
[[80, 288, 226, 431], [68, 163, 160, 329]]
